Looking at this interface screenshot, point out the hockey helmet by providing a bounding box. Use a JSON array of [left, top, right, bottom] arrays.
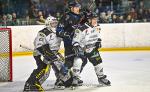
[[68, 1, 81, 9], [87, 12, 98, 19], [45, 16, 58, 31]]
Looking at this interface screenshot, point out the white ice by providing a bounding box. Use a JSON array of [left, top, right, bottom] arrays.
[[0, 51, 150, 92]]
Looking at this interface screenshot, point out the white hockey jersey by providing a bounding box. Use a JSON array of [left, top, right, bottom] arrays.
[[72, 23, 101, 53], [34, 28, 62, 56]]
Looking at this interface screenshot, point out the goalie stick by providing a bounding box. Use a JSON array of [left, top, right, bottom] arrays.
[[20, 44, 76, 59], [20, 44, 33, 51]]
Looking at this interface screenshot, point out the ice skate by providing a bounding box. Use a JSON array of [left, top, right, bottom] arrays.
[[71, 76, 79, 90], [54, 79, 65, 90], [98, 75, 111, 86], [77, 77, 83, 86]]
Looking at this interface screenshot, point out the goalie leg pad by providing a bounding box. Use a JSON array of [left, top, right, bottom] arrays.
[[25, 57, 51, 85]]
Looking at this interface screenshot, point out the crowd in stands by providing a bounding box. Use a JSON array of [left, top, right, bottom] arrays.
[[96, 0, 150, 23], [0, 0, 150, 26], [0, 0, 64, 26]]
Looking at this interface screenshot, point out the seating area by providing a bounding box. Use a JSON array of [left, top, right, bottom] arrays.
[[0, 0, 150, 26]]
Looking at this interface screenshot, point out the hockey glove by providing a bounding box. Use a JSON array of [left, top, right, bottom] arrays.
[[73, 45, 84, 57], [58, 31, 71, 40], [95, 38, 102, 50]]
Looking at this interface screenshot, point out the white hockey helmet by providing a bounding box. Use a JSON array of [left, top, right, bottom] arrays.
[[45, 16, 58, 31]]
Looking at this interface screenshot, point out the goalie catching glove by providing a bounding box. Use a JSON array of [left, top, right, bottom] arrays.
[[36, 44, 58, 63]]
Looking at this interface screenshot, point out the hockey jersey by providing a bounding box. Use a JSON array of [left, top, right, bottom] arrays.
[[34, 28, 62, 55], [56, 12, 82, 46], [72, 23, 101, 53]]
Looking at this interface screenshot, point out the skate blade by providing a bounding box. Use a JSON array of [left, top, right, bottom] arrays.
[[54, 86, 65, 90], [97, 83, 111, 87], [78, 83, 83, 86], [71, 86, 77, 90]]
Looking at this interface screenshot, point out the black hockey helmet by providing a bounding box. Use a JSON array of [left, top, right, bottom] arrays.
[[68, 1, 81, 8], [87, 12, 98, 19]]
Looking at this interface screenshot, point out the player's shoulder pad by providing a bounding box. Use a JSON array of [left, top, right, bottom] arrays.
[[78, 24, 88, 32], [39, 28, 52, 36]]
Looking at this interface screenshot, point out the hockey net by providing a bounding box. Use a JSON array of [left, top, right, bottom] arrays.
[[0, 28, 12, 82]]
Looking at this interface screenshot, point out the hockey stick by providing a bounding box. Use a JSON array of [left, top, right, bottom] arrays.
[[19, 44, 75, 58], [20, 44, 34, 51], [46, 83, 110, 90]]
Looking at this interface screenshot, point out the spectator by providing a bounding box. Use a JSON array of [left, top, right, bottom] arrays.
[[126, 14, 134, 23], [0, 0, 150, 25], [25, 15, 33, 25], [28, 5, 38, 18], [0, 14, 7, 26], [99, 12, 108, 23], [137, 8, 145, 22], [21, 15, 32, 25], [36, 11, 45, 25], [146, 9, 150, 22], [12, 12, 19, 25], [7, 14, 13, 26], [111, 14, 118, 23], [106, 10, 113, 23], [143, 9, 150, 22], [139, 1, 144, 9], [117, 15, 124, 23], [128, 7, 137, 21]]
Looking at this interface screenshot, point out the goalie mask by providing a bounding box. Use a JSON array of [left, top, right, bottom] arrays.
[[45, 16, 58, 32]]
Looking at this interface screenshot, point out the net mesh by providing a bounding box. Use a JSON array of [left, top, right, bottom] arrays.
[[0, 29, 11, 81]]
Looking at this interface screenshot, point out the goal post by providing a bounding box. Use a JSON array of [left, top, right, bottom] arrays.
[[0, 28, 12, 82]]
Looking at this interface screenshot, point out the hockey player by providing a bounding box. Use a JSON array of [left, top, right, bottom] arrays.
[[72, 12, 111, 87], [23, 16, 64, 91], [56, 1, 87, 87]]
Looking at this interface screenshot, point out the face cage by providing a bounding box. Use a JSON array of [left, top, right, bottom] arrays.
[[50, 21, 58, 28]]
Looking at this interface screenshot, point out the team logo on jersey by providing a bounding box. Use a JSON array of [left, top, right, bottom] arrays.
[[49, 35, 54, 40]]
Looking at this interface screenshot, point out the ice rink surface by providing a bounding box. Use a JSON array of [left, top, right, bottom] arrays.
[[0, 51, 150, 92]]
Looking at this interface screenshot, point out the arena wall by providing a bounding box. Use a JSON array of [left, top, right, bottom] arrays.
[[8, 23, 150, 53]]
